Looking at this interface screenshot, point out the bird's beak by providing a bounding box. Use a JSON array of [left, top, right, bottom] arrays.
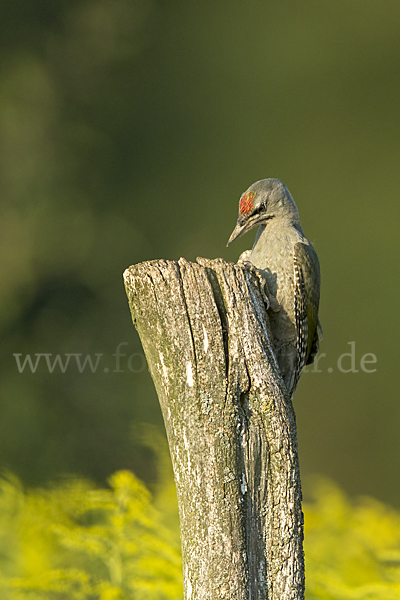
[[227, 222, 245, 246], [226, 220, 247, 246]]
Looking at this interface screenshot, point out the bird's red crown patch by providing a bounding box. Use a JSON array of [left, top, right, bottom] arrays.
[[239, 191, 255, 216]]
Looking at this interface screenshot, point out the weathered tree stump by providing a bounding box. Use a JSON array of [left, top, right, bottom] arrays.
[[123, 257, 304, 600]]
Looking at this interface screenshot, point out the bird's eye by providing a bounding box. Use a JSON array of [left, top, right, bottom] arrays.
[[252, 202, 265, 216]]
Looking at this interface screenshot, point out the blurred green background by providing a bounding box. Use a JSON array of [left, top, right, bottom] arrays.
[[1, 0, 399, 508]]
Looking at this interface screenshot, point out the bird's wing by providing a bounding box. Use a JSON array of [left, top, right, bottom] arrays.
[[293, 242, 321, 365]]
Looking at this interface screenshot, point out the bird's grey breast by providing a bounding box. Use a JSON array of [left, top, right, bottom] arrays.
[[249, 222, 301, 302]]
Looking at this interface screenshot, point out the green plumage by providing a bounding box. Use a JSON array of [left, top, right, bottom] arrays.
[[294, 242, 321, 364]]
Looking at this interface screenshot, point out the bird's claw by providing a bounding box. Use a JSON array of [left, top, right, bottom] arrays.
[[238, 259, 280, 313]]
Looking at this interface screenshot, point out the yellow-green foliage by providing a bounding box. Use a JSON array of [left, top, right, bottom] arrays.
[[304, 478, 400, 599], [0, 471, 182, 600], [0, 472, 400, 599]]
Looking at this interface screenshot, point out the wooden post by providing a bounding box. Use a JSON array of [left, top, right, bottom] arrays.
[[124, 257, 304, 600]]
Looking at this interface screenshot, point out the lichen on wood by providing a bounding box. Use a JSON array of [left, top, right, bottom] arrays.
[[124, 257, 304, 600]]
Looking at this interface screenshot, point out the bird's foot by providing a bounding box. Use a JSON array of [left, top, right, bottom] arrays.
[[238, 259, 280, 312], [238, 250, 252, 263]]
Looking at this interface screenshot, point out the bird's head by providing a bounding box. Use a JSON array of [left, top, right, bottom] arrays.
[[226, 178, 301, 246]]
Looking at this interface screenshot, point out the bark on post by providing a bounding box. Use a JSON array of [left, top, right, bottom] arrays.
[[123, 257, 304, 600]]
